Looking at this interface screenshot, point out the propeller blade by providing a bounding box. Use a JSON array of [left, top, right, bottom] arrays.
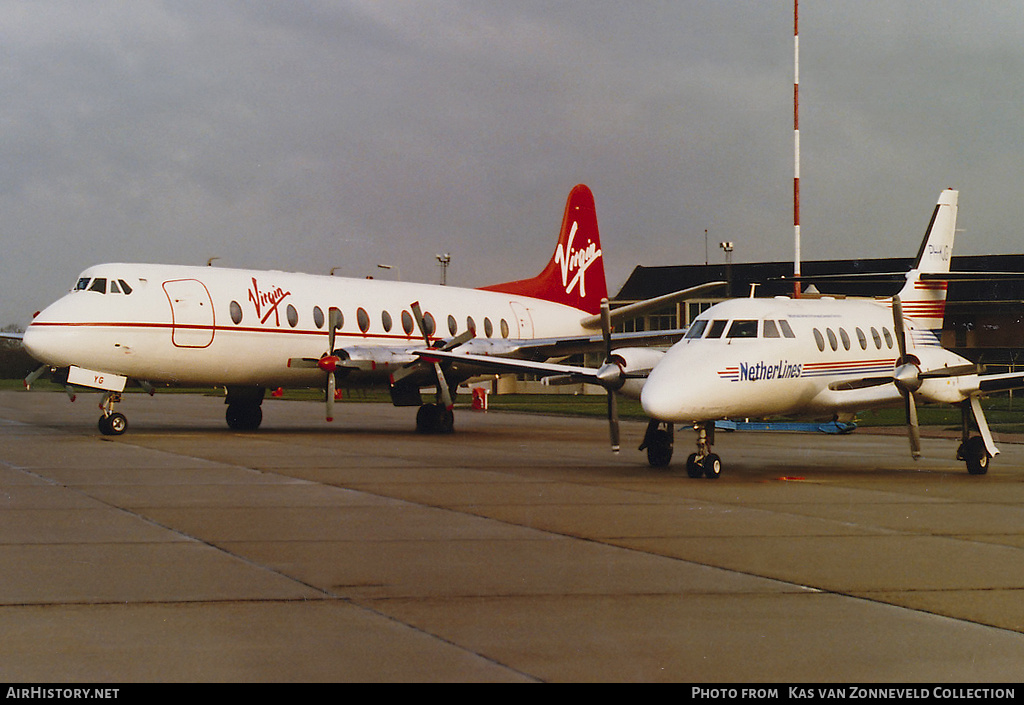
[[920, 363, 984, 379], [892, 296, 908, 360], [607, 389, 620, 453], [326, 370, 336, 422], [905, 391, 921, 459], [600, 298, 613, 358], [24, 364, 48, 389]]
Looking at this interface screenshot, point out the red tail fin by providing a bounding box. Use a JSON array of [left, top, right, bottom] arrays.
[[480, 184, 607, 315]]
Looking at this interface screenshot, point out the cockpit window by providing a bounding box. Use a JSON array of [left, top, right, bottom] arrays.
[[685, 320, 708, 339], [779, 320, 796, 338], [89, 278, 107, 293], [705, 320, 728, 339], [726, 320, 758, 338], [763, 320, 781, 338], [75, 278, 91, 291], [118, 279, 133, 295]]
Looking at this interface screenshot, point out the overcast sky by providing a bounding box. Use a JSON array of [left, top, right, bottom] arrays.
[[3, 1, 1023, 326]]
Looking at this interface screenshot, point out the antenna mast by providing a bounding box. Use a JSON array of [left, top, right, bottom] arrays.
[[793, 0, 802, 297]]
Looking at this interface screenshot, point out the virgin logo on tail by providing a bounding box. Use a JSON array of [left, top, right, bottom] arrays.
[[479, 184, 607, 315], [555, 222, 602, 298]]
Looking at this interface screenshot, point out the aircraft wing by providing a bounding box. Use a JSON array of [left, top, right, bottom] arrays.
[[976, 371, 1024, 394], [0, 331, 24, 341]]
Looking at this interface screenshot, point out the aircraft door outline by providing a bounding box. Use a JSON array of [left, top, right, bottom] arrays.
[[509, 302, 534, 338], [163, 279, 216, 348]]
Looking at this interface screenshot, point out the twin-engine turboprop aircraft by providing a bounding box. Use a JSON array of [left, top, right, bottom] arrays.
[[16, 184, 714, 437], [425, 189, 1024, 477]]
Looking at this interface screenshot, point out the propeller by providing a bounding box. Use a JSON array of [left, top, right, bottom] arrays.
[[596, 298, 624, 453], [891, 296, 922, 459], [410, 301, 454, 411], [289, 308, 343, 421]]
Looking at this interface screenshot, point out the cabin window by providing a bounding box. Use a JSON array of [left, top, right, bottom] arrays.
[[779, 320, 796, 338], [466, 316, 476, 335], [448, 315, 458, 336], [89, 278, 107, 293], [883, 327, 894, 349], [313, 306, 324, 329], [871, 327, 882, 349], [500, 319, 510, 338], [357, 307, 370, 333], [423, 312, 436, 337], [286, 304, 299, 328], [381, 310, 393, 332], [839, 328, 851, 351], [402, 310, 414, 335], [727, 320, 758, 338], [685, 319, 708, 339], [826, 328, 838, 351], [855, 327, 867, 350], [230, 301, 243, 325], [705, 320, 728, 339], [763, 320, 781, 338], [484, 318, 493, 338], [813, 328, 825, 352]]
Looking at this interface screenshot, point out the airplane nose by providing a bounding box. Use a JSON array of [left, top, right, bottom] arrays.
[[640, 353, 688, 421]]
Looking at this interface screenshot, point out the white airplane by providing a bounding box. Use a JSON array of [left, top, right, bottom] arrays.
[[425, 189, 1024, 478], [14, 184, 717, 437]]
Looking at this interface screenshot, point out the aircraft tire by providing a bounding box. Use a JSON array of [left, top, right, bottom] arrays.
[[703, 453, 722, 479], [98, 413, 128, 436], [685, 453, 704, 479], [226, 403, 263, 431], [963, 436, 990, 475], [646, 430, 673, 467]]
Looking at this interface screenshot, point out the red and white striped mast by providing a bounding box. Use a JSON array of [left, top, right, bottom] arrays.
[[793, 0, 802, 297]]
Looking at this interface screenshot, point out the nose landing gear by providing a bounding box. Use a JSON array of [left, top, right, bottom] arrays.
[[685, 422, 721, 479], [98, 392, 128, 436]]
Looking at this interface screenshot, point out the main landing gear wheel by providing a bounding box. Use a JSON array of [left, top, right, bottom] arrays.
[[98, 412, 127, 436], [416, 403, 454, 434], [226, 403, 263, 431], [958, 436, 990, 476]]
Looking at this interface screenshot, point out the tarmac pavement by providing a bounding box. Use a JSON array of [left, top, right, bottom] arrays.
[[2, 390, 1024, 682]]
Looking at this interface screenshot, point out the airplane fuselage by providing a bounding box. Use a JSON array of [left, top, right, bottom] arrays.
[[640, 296, 976, 423], [23, 263, 594, 388]]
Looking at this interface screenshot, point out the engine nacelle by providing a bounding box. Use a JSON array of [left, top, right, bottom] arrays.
[[609, 347, 665, 399]]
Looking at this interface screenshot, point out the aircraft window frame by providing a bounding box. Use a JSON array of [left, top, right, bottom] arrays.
[[705, 320, 728, 339], [313, 306, 325, 329], [381, 310, 393, 333], [855, 327, 867, 350], [871, 327, 882, 349], [883, 327, 894, 349], [826, 328, 838, 351], [763, 320, 781, 338], [286, 304, 299, 328], [402, 310, 415, 336], [685, 319, 708, 339], [813, 328, 825, 352], [839, 328, 851, 351], [357, 307, 371, 334], [89, 278, 107, 294], [726, 320, 758, 339], [230, 301, 243, 325]]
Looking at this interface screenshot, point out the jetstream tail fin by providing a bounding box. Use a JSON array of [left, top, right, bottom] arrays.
[[479, 184, 608, 315], [897, 189, 958, 345]]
